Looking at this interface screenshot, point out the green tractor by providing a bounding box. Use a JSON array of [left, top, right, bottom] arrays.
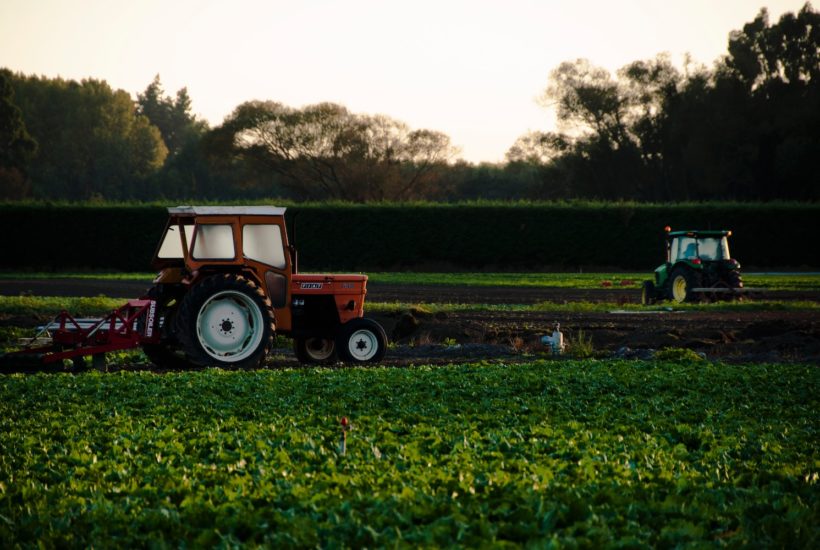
[[642, 227, 750, 304]]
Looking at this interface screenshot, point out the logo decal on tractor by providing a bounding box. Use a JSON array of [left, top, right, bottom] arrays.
[[145, 300, 156, 338], [300, 282, 323, 289]]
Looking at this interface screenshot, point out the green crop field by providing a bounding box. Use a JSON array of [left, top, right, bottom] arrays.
[[1, 361, 817, 547]]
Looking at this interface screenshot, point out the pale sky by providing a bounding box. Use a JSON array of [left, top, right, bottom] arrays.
[[0, 0, 809, 163]]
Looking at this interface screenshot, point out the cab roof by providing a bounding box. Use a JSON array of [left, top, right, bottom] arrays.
[[167, 206, 287, 217], [668, 230, 730, 238]]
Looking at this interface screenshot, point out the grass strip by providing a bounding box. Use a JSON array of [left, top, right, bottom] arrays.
[[367, 300, 820, 314], [369, 272, 820, 290], [2, 271, 818, 290], [0, 295, 128, 317], [0, 271, 155, 281]]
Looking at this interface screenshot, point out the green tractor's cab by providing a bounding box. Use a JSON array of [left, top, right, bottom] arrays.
[[642, 227, 744, 304]]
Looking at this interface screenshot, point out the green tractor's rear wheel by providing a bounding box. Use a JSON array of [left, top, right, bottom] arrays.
[[669, 267, 702, 303], [726, 270, 743, 289]]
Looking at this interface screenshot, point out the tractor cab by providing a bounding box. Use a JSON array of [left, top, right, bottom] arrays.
[[666, 230, 733, 266]]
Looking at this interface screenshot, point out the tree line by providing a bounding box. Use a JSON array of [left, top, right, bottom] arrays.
[[1, 4, 817, 202]]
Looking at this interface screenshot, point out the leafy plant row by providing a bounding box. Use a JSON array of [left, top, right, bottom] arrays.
[[0, 203, 818, 271], [0, 360, 817, 546]]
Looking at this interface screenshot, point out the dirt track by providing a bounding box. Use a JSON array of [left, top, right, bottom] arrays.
[[2, 278, 819, 364]]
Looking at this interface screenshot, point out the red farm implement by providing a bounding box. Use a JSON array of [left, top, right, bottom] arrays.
[[0, 299, 158, 372]]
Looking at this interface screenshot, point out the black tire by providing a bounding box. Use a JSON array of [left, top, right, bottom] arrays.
[[176, 274, 275, 368], [140, 285, 196, 369], [294, 337, 337, 363], [668, 267, 702, 303], [336, 318, 387, 363], [641, 280, 656, 305], [726, 270, 743, 289]]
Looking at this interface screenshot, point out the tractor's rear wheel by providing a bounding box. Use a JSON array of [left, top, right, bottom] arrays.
[[294, 337, 337, 363], [141, 285, 195, 369], [176, 275, 275, 368], [336, 318, 387, 363], [726, 270, 743, 289], [669, 267, 702, 303]]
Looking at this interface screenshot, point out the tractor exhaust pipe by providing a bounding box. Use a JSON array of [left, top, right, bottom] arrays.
[[289, 211, 299, 274]]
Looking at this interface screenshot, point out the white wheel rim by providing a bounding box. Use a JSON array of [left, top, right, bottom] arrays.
[[347, 329, 378, 361], [196, 290, 264, 362], [304, 338, 335, 361], [672, 276, 687, 302]]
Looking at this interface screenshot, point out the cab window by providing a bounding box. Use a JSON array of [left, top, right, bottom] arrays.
[[157, 224, 194, 259], [192, 224, 235, 260], [243, 224, 286, 268], [697, 237, 730, 260], [671, 237, 697, 262]]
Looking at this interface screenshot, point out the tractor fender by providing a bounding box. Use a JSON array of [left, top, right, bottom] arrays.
[[674, 260, 705, 271]]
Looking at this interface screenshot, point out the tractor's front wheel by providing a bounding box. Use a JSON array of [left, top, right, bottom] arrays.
[[668, 268, 702, 303], [336, 318, 387, 363], [176, 275, 275, 368], [294, 337, 337, 363]]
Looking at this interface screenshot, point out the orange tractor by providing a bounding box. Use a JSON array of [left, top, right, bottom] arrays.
[[2, 206, 387, 369]]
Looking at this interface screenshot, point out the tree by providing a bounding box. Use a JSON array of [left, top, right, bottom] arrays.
[[503, 132, 575, 199], [531, 59, 648, 199], [207, 101, 458, 201], [616, 55, 698, 200], [505, 131, 569, 165], [8, 73, 167, 199], [719, 2, 820, 199], [137, 75, 207, 158], [541, 59, 631, 149], [512, 2, 819, 202], [0, 70, 37, 198], [725, 3, 819, 92], [136, 76, 214, 200]]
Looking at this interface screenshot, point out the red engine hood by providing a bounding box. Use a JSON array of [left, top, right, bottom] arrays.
[[292, 274, 368, 284]]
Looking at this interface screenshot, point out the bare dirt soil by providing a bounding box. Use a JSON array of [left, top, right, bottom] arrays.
[[1, 279, 819, 366], [370, 307, 820, 365], [366, 283, 820, 364]]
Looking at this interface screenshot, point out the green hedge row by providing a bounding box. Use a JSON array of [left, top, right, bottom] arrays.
[[1, 203, 818, 271]]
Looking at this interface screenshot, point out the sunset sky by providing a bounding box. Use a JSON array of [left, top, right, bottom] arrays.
[[0, 0, 809, 163]]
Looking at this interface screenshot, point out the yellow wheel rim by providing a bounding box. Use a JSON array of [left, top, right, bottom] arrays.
[[672, 276, 687, 302]]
